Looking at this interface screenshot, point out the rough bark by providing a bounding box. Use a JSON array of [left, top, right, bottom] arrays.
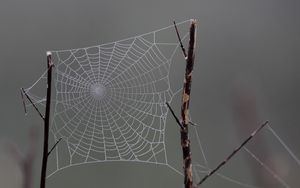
[[180, 20, 197, 188]]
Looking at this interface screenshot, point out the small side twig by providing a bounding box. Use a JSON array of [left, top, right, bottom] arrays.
[[167, 102, 201, 128], [20, 88, 27, 115], [189, 121, 200, 127], [166, 102, 184, 129], [174, 20, 187, 59], [196, 121, 269, 187], [21, 88, 44, 120], [47, 138, 62, 157]]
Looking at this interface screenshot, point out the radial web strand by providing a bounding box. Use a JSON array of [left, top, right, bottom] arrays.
[[22, 20, 191, 177], [21, 19, 300, 187]]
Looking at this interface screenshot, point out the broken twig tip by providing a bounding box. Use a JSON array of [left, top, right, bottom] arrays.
[[190, 19, 197, 24]]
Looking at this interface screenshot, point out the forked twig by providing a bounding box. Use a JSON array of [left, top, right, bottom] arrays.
[[21, 88, 44, 120], [166, 102, 201, 127], [196, 121, 269, 187]]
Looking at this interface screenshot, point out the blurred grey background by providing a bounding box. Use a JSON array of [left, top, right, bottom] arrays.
[[0, 0, 300, 188]]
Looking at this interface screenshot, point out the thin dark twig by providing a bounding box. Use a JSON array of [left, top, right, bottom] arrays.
[[21, 88, 44, 120], [40, 52, 53, 188], [196, 120, 269, 187], [47, 138, 62, 157], [166, 102, 184, 129], [20, 88, 27, 115], [174, 20, 187, 58]]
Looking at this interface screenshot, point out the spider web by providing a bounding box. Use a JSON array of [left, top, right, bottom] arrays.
[[22, 20, 190, 177], [21, 20, 300, 188]]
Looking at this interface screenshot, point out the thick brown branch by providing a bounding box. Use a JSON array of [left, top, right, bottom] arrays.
[[180, 19, 197, 188], [21, 88, 44, 120], [196, 121, 269, 187], [40, 52, 53, 188], [48, 138, 62, 157], [174, 21, 187, 58]]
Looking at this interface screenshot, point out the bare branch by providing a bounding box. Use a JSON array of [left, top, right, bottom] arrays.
[[180, 19, 197, 188], [174, 20, 187, 59], [196, 121, 269, 187], [21, 88, 44, 120], [166, 102, 184, 129], [40, 52, 53, 188], [47, 138, 62, 157]]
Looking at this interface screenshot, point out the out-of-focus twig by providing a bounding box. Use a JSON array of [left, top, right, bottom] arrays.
[[6, 127, 39, 188]]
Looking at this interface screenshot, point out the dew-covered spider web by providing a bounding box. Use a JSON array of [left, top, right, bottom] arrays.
[[22, 20, 190, 178], [51, 33, 175, 166], [22, 20, 300, 187]]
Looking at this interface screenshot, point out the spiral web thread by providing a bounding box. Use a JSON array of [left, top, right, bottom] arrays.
[[22, 20, 191, 178], [22, 20, 300, 187]]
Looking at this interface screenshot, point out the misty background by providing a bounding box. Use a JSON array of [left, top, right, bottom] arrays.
[[0, 0, 300, 188]]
